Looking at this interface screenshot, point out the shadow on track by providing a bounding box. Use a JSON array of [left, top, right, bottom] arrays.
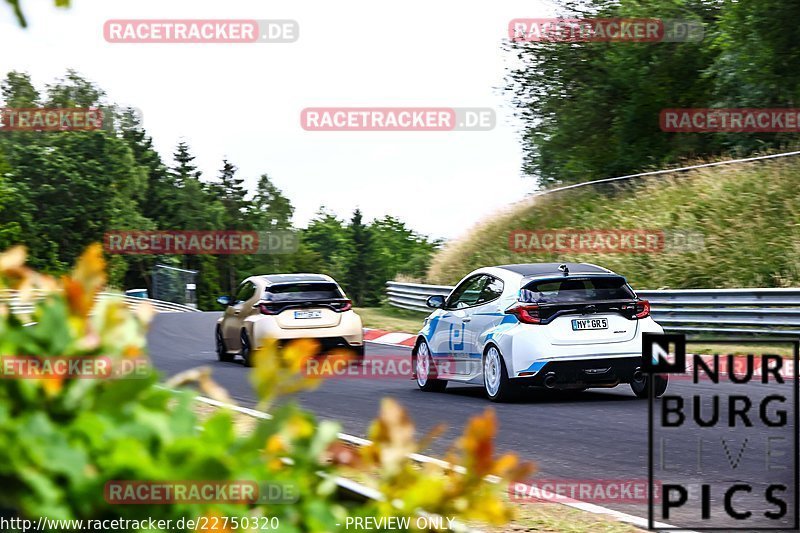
[[432, 385, 640, 404]]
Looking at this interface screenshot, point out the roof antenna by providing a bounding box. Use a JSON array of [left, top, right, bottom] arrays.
[[558, 264, 569, 275]]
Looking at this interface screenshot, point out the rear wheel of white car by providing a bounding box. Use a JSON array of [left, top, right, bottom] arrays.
[[415, 340, 447, 392], [484, 345, 519, 402], [240, 329, 253, 367], [216, 326, 234, 362], [631, 374, 668, 398]]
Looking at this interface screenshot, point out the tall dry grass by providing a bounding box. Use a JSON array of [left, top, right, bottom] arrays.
[[426, 158, 800, 289]]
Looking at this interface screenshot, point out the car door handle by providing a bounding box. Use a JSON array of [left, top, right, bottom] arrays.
[[462, 317, 472, 322]]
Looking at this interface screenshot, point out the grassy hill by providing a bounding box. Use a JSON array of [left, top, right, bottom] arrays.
[[426, 157, 800, 289]]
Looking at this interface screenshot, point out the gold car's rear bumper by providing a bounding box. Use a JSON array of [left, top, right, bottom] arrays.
[[250, 309, 363, 349]]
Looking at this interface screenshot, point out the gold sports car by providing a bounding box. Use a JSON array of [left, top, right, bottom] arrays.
[[215, 274, 364, 366]]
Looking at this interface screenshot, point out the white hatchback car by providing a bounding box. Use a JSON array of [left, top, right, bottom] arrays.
[[215, 274, 364, 366], [412, 263, 667, 401]]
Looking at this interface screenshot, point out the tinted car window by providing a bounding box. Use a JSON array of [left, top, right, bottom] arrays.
[[520, 276, 635, 303], [234, 281, 257, 303], [477, 276, 504, 304], [264, 282, 344, 301], [447, 275, 488, 309]]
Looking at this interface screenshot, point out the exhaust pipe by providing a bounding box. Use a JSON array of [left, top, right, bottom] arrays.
[[632, 367, 644, 383], [543, 372, 557, 389]]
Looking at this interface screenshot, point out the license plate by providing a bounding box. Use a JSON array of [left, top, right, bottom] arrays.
[[572, 318, 608, 331], [294, 310, 322, 319]]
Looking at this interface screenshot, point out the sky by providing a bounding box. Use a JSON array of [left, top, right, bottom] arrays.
[[0, 0, 557, 241]]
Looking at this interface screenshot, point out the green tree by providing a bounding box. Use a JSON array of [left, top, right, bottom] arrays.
[[168, 141, 226, 231], [213, 159, 248, 229], [343, 208, 379, 306], [45, 69, 105, 108], [210, 159, 249, 294], [0, 148, 24, 250], [249, 173, 294, 230], [302, 207, 352, 282], [505, 0, 735, 186], [166, 143, 227, 308], [1, 71, 39, 107], [120, 111, 172, 226], [171, 140, 202, 187], [705, 0, 800, 153], [0, 72, 37, 251], [370, 215, 438, 281], [0, 69, 437, 308], [0, 71, 154, 284], [245, 174, 295, 276]]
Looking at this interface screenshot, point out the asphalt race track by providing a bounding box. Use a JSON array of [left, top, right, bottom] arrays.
[[148, 312, 799, 531]]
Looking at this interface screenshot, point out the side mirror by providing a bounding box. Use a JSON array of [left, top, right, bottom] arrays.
[[426, 295, 446, 309], [217, 295, 231, 307]]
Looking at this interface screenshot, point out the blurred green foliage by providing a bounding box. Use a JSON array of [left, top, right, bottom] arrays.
[[0, 246, 345, 529], [0, 245, 531, 531]]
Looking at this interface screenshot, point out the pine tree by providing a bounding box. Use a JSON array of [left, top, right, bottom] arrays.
[[120, 111, 172, 226], [250, 174, 294, 230], [214, 159, 248, 230], [344, 208, 379, 306], [171, 140, 202, 187]]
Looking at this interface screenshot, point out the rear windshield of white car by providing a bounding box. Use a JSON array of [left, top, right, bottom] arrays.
[[520, 276, 635, 303], [263, 282, 344, 301]]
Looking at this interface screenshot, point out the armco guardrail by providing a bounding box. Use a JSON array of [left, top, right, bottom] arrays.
[[385, 281, 453, 313], [386, 282, 800, 337], [0, 289, 201, 316]]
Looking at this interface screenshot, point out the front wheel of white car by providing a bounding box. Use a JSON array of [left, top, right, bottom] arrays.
[[484, 345, 519, 402], [631, 373, 669, 398], [414, 340, 447, 392]]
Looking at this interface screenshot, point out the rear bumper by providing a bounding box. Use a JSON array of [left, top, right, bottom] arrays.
[[513, 356, 642, 388], [251, 311, 363, 349], [500, 316, 663, 379]]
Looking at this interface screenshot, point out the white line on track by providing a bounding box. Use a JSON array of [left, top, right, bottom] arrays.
[[194, 395, 697, 532]]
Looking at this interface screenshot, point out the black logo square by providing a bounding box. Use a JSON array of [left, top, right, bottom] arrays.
[[643, 332, 686, 374]]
